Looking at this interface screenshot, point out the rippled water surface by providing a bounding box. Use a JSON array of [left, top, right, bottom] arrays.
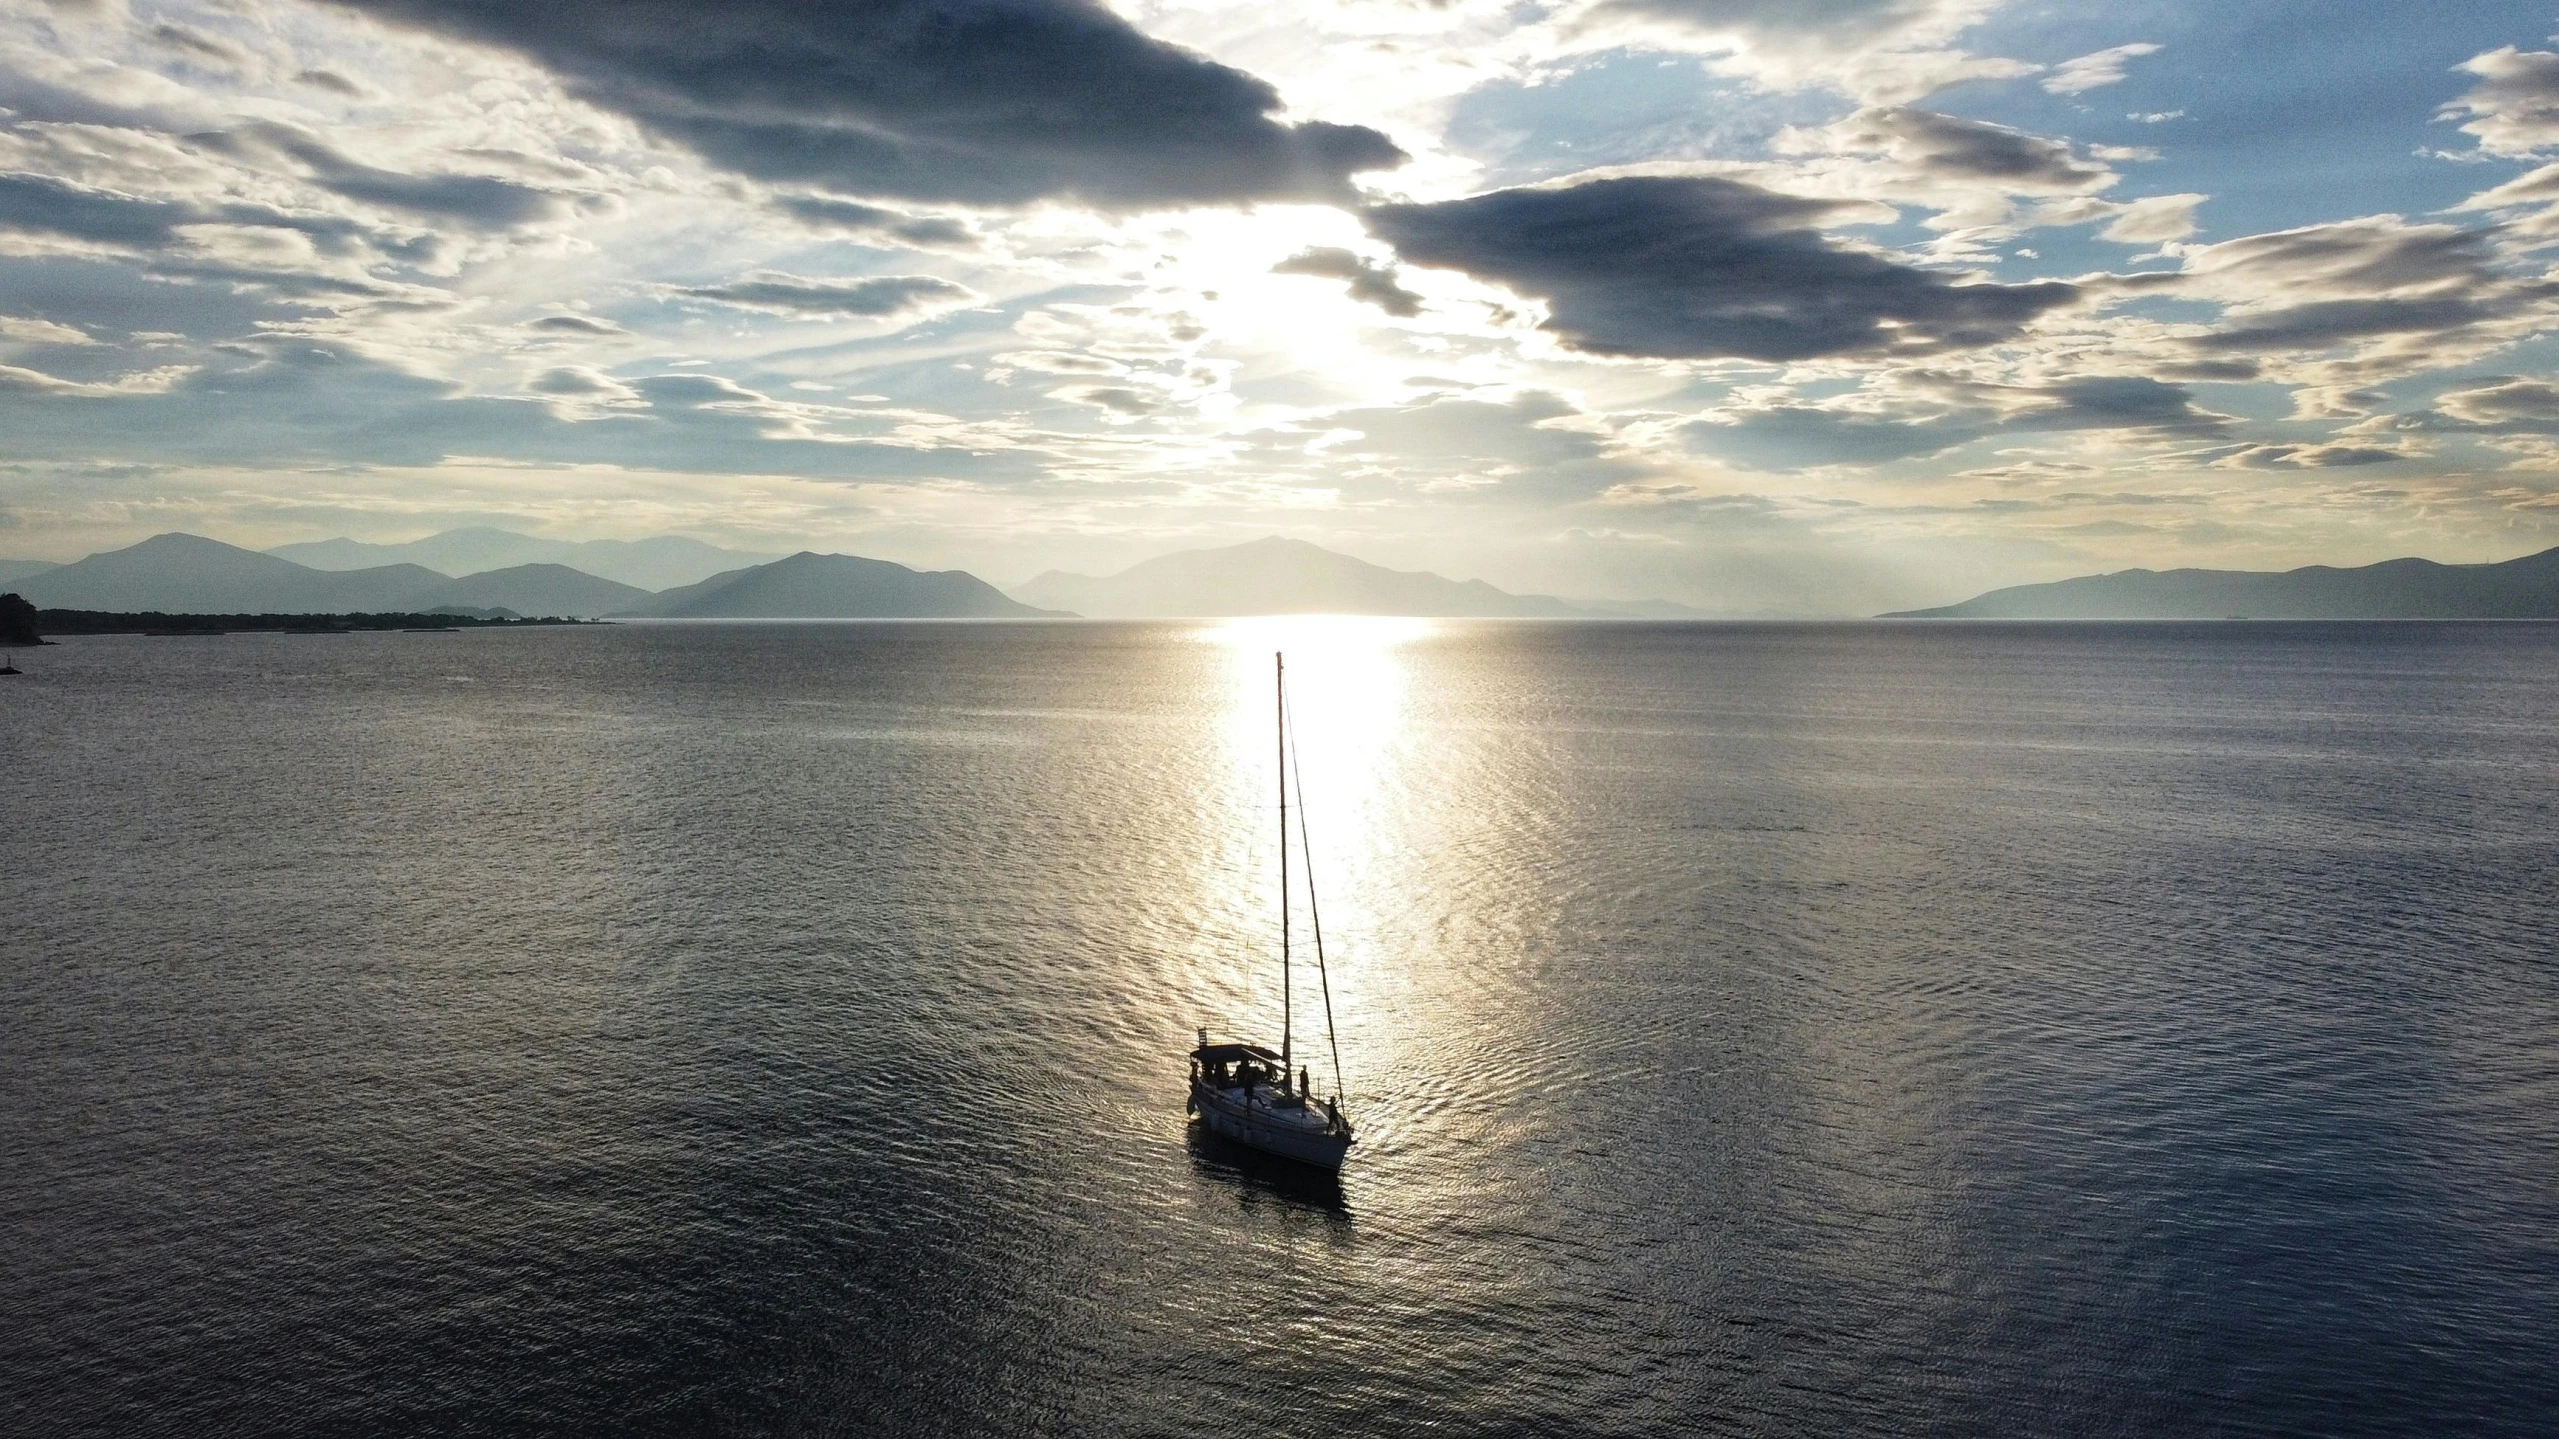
[[5, 620, 2557, 1436]]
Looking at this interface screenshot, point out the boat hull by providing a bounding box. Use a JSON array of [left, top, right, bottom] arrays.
[[1189, 1080, 1353, 1171]]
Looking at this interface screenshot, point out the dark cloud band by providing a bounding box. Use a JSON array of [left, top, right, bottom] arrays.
[[188, 122, 578, 229], [319, 0, 1405, 209], [1686, 374, 2226, 470], [0, 169, 420, 260], [1366, 175, 2077, 362]]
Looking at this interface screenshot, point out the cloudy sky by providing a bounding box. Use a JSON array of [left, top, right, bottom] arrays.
[[8, 0, 2559, 610]]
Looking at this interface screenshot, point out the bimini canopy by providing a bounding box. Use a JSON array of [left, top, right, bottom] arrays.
[[1191, 1042, 1281, 1065]]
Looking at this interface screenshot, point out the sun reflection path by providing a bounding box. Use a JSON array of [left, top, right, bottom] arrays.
[[1194, 617, 1429, 1081]]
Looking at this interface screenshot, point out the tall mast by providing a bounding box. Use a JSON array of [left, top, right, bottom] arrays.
[[1277, 651, 1291, 1087]]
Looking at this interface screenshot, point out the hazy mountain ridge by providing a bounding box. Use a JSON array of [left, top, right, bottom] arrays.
[[1889, 547, 2559, 619], [1012, 536, 1581, 618], [65, 531, 2555, 625], [269, 528, 781, 591], [20, 531, 1719, 620], [414, 564, 653, 617], [19, 535, 452, 614], [0, 559, 62, 585], [635, 552, 1063, 619], [18, 535, 1061, 620], [22, 535, 647, 617]]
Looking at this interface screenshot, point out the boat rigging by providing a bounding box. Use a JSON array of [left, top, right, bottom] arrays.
[[1187, 651, 1357, 1170]]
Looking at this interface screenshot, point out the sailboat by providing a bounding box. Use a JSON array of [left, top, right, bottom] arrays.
[[1188, 652, 1357, 1171]]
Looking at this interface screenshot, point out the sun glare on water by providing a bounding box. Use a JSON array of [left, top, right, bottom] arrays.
[[1189, 616, 1429, 1052], [1210, 614, 1425, 824]]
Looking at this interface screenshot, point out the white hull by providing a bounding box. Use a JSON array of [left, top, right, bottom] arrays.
[[1190, 1079, 1353, 1170]]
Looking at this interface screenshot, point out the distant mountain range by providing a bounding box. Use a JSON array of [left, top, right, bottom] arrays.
[[7, 534, 1061, 620], [635, 552, 1059, 618], [268, 528, 778, 591], [13, 535, 657, 617], [9, 532, 1613, 621], [1888, 546, 2559, 619], [1012, 536, 1579, 617], [421, 563, 653, 617], [26, 532, 2559, 624], [19, 535, 461, 614]]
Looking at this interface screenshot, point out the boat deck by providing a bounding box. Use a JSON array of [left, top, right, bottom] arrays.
[[1193, 1080, 1342, 1135]]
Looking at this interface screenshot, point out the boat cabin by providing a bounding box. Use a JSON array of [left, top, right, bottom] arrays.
[[1190, 1040, 1283, 1091]]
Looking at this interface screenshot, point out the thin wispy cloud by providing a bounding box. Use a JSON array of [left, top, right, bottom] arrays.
[[2043, 42, 2161, 95]]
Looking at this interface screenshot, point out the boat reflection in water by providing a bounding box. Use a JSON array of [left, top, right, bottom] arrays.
[[1186, 651, 1358, 1171]]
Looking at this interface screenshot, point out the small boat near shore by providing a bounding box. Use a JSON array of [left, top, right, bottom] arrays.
[[1187, 652, 1356, 1171]]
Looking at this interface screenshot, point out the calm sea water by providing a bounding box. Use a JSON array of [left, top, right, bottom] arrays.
[[3, 620, 2555, 1436]]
